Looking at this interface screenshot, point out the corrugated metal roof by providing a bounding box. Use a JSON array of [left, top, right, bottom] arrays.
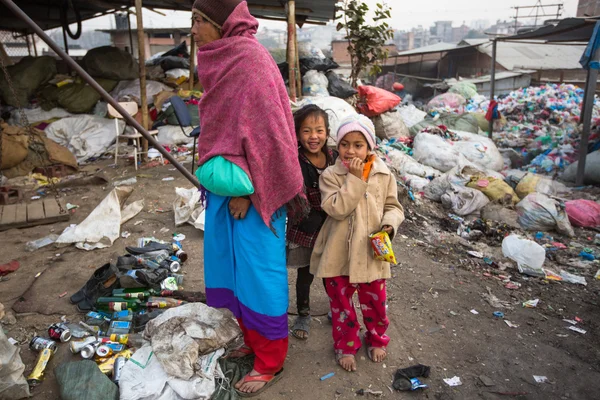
[[0, 0, 339, 33], [468, 39, 587, 70], [396, 42, 458, 56], [447, 70, 535, 85]]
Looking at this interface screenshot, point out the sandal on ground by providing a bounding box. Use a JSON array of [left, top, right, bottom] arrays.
[[291, 315, 311, 340], [367, 347, 387, 363], [336, 353, 357, 372], [235, 368, 285, 398], [226, 344, 254, 359]]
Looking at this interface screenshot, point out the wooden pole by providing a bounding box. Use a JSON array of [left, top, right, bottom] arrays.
[[135, 0, 149, 161], [286, 0, 297, 101], [576, 48, 600, 185], [295, 24, 301, 98], [188, 34, 195, 90], [127, 6, 134, 55], [25, 33, 31, 56], [488, 39, 497, 138]]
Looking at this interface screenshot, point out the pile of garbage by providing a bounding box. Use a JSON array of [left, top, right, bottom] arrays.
[[1, 235, 242, 400]]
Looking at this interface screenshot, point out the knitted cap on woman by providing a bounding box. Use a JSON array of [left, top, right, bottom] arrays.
[[337, 114, 377, 150], [192, 0, 243, 27]]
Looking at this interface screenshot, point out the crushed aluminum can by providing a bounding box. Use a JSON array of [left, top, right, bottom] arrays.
[[29, 336, 57, 352], [70, 337, 98, 354], [81, 342, 100, 359], [27, 348, 53, 386], [48, 322, 72, 342], [113, 356, 126, 383]]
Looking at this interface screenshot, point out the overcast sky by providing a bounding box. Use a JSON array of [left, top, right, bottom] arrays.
[[77, 0, 579, 32]]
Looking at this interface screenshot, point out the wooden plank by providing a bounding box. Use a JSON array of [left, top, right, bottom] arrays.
[[0, 205, 17, 225], [27, 201, 45, 222], [43, 199, 61, 218], [15, 203, 27, 224]]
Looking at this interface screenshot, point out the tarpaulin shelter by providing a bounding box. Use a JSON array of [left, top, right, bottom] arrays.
[[488, 17, 600, 185], [0, 0, 338, 186]]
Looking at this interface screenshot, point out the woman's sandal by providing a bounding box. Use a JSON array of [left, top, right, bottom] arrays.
[[336, 353, 357, 372], [367, 347, 387, 363], [235, 368, 285, 398], [291, 315, 311, 340], [226, 344, 254, 359]]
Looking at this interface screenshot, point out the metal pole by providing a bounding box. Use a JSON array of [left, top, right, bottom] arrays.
[[188, 33, 195, 90], [62, 26, 69, 55], [127, 7, 134, 55], [0, 0, 200, 188], [135, 0, 149, 161], [576, 49, 600, 186], [286, 0, 297, 101], [488, 39, 497, 138], [393, 56, 398, 81], [295, 26, 301, 99], [25, 33, 31, 56], [32, 34, 38, 56]]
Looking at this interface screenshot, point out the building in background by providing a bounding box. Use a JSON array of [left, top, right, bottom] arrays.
[[577, 0, 600, 16], [99, 27, 190, 59]]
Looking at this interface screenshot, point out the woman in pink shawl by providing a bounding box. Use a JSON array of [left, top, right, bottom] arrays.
[[191, 0, 304, 396]]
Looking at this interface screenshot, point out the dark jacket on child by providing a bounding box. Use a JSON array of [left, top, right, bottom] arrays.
[[287, 148, 338, 248]]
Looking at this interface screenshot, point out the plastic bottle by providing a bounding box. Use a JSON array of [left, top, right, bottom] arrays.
[[25, 234, 59, 252]]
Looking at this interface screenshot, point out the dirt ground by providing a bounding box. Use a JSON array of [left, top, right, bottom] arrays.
[[1, 159, 599, 400]]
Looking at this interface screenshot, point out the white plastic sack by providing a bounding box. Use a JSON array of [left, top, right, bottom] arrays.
[[385, 148, 441, 179], [173, 187, 203, 228], [400, 173, 431, 192], [516, 193, 575, 237], [412, 131, 503, 173], [561, 150, 600, 185], [441, 184, 490, 216], [119, 344, 224, 400], [295, 96, 357, 139], [372, 110, 410, 140], [424, 158, 504, 202], [9, 107, 73, 125], [0, 329, 30, 400], [396, 104, 426, 128], [111, 79, 172, 105], [45, 115, 126, 162], [165, 68, 189, 80], [157, 125, 194, 146], [302, 70, 329, 97], [298, 42, 326, 59], [502, 234, 546, 277], [56, 187, 144, 250]]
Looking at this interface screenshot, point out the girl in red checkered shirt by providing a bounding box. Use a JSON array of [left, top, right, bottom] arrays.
[[287, 105, 338, 340]]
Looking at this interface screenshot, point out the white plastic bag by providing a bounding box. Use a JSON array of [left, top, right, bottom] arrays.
[[561, 150, 600, 184], [441, 185, 490, 216], [165, 68, 189, 80], [412, 131, 503, 173], [516, 193, 575, 237], [400, 173, 431, 192], [396, 104, 426, 128], [111, 79, 172, 105], [295, 96, 357, 138], [173, 187, 203, 228], [302, 70, 329, 97], [372, 110, 410, 140], [384, 148, 442, 179], [157, 125, 194, 146], [502, 235, 546, 277], [0, 329, 30, 400]]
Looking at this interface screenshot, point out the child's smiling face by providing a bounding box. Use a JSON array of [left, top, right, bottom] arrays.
[[298, 115, 327, 155], [338, 131, 369, 162]]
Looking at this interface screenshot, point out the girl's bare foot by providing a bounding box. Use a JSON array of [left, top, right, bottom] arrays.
[[369, 347, 387, 363], [336, 354, 357, 372]]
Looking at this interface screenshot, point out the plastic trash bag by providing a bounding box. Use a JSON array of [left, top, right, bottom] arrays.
[[0, 329, 30, 400], [372, 110, 410, 140], [302, 70, 329, 97], [427, 93, 466, 110], [412, 131, 504, 173], [56, 360, 118, 400], [467, 176, 520, 205], [383, 148, 442, 179], [357, 85, 401, 117], [515, 173, 569, 199], [173, 187, 204, 229], [298, 42, 326, 59], [83, 46, 139, 81], [424, 158, 504, 202], [565, 199, 600, 227], [326, 71, 357, 99], [516, 193, 575, 237], [299, 57, 339, 75], [400, 173, 431, 192], [396, 104, 427, 128], [441, 185, 490, 216], [0, 56, 57, 107], [448, 81, 478, 99], [502, 234, 546, 277], [294, 96, 358, 139], [561, 150, 600, 185]]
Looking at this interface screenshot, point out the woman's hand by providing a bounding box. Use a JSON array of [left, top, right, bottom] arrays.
[[229, 197, 251, 220], [348, 157, 364, 179]]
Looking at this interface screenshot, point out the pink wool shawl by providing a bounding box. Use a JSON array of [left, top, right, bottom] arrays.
[[196, 2, 303, 227]]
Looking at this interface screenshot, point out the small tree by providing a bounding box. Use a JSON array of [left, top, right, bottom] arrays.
[[336, 1, 394, 88]]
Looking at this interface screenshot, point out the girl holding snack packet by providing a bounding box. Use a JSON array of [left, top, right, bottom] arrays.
[[287, 105, 338, 340], [310, 114, 404, 372]]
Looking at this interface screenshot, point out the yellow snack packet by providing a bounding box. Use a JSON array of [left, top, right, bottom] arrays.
[[370, 231, 397, 264]]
